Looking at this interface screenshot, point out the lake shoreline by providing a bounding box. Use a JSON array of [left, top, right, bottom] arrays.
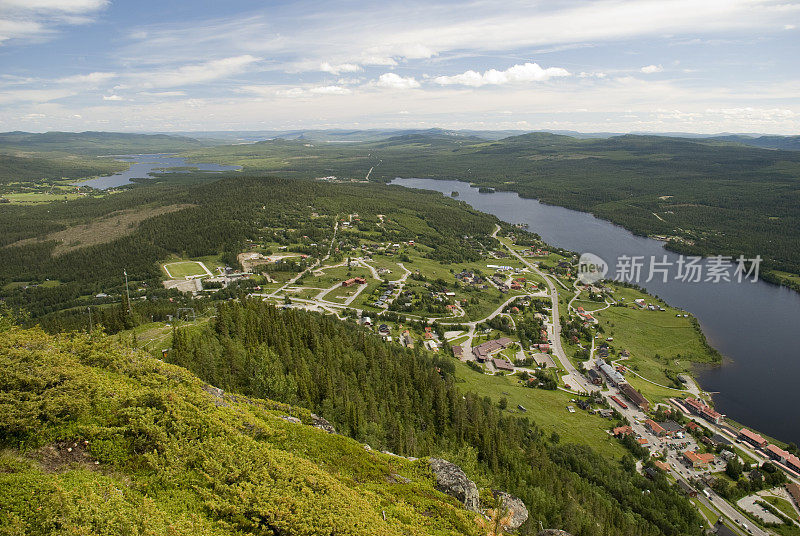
[[391, 177, 800, 446]]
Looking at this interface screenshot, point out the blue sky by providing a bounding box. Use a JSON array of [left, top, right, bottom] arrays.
[[1, 0, 799, 133]]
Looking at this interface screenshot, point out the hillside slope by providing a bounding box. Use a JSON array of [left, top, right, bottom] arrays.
[[0, 327, 483, 536]]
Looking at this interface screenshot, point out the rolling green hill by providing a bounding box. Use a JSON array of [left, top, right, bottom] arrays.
[[0, 131, 211, 156]]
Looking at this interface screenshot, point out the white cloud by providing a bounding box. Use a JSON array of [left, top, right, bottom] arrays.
[[320, 62, 361, 75], [375, 73, 421, 89], [275, 87, 305, 98], [102, 94, 123, 101], [0, 88, 74, 104], [58, 71, 116, 85], [640, 64, 664, 74], [707, 107, 797, 121], [243, 84, 351, 98], [0, 0, 108, 12], [137, 91, 186, 97], [134, 55, 260, 89], [309, 85, 351, 95], [0, 0, 107, 44], [785, 24, 796, 30], [434, 62, 570, 87]]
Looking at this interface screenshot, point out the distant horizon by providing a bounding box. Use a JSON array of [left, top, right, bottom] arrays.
[[2, 127, 796, 139]]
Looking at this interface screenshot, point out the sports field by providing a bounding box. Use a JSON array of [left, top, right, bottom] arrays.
[[163, 261, 212, 279]]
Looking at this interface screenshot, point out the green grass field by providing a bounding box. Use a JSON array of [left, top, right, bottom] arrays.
[[1, 191, 85, 204], [453, 361, 624, 459], [588, 284, 719, 400], [163, 261, 209, 278], [764, 495, 799, 520]]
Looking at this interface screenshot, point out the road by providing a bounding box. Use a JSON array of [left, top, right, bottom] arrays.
[[494, 225, 594, 394]]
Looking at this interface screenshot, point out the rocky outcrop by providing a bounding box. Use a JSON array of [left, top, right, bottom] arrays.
[[495, 491, 529, 531], [311, 413, 337, 434], [538, 530, 573, 536], [428, 457, 480, 512]]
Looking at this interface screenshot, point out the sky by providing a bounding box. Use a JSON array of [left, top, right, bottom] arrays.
[[1, 0, 799, 134]]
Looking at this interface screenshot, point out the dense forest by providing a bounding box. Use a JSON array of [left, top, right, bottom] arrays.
[[0, 176, 497, 325], [0, 153, 127, 184], [166, 299, 704, 536]]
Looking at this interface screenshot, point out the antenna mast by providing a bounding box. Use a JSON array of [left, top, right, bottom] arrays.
[[124, 269, 133, 317]]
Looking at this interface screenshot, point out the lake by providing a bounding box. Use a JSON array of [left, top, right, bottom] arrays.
[[392, 177, 800, 445], [73, 154, 241, 189]]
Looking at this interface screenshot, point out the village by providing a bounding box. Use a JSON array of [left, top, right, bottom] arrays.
[[154, 212, 800, 536]]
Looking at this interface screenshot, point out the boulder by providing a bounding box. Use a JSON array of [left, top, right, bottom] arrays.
[[428, 457, 480, 512], [495, 491, 529, 531]]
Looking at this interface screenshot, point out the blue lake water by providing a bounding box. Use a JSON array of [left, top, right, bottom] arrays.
[[73, 154, 241, 189], [392, 177, 800, 445]]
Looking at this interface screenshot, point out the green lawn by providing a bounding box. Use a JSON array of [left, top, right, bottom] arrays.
[[453, 361, 624, 459]]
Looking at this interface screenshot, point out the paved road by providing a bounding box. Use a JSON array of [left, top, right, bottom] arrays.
[[495, 225, 593, 394]]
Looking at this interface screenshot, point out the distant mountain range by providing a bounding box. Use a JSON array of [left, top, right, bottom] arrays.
[[2, 128, 799, 152], [165, 128, 800, 150]]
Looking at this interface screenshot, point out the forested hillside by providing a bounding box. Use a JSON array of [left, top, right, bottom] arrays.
[[0, 153, 128, 184], [0, 131, 210, 156], [166, 299, 705, 536]]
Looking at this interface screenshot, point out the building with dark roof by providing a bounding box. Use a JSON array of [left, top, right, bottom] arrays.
[[586, 369, 602, 385], [472, 337, 514, 362], [713, 521, 737, 536], [618, 383, 650, 411], [492, 358, 515, 372]]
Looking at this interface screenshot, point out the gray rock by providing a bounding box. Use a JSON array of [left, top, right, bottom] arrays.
[[495, 491, 529, 531], [538, 531, 573, 536], [428, 457, 480, 512], [202, 385, 228, 407], [278, 415, 301, 424], [311, 413, 336, 434]]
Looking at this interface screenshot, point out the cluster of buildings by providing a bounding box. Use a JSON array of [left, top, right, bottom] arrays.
[[342, 277, 366, 287], [523, 247, 549, 257], [455, 270, 486, 288], [644, 419, 685, 438], [575, 306, 596, 323], [595, 359, 649, 411], [739, 428, 800, 474], [633, 298, 666, 312], [373, 282, 396, 307]]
